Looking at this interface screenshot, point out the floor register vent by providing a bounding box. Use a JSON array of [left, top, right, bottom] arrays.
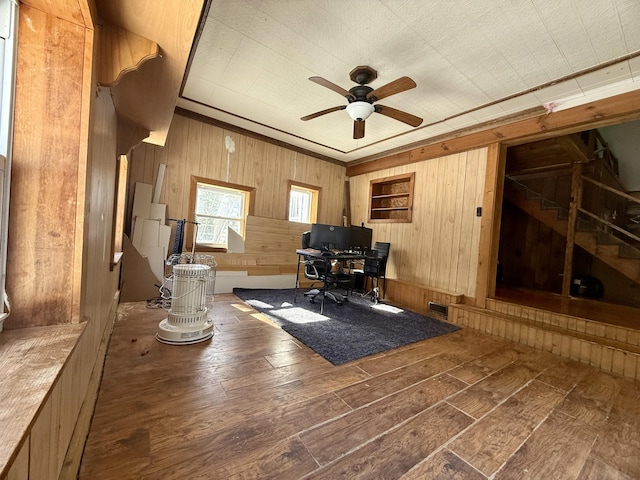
[[428, 301, 448, 316]]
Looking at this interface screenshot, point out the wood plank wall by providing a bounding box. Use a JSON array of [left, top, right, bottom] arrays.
[[8, 6, 121, 325], [81, 86, 122, 319], [348, 148, 488, 298], [213, 215, 310, 277], [2, 3, 123, 478], [128, 113, 347, 245], [7, 5, 88, 327]]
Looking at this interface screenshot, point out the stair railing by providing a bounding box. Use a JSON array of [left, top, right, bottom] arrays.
[[504, 166, 639, 297], [504, 175, 571, 216], [579, 176, 640, 244]]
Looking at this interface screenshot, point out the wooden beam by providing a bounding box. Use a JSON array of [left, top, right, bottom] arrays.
[[561, 163, 583, 296], [346, 150, 412, 177], [555, 133, 591, 164], [346, 89, 640, 177], [508, 166, 573, 182]]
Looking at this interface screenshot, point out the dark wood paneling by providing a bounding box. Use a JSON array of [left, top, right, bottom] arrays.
[[499, 200, 565, 293]]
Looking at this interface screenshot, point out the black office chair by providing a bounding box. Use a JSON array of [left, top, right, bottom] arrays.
[[362, 242, 390, 303], [302, 256, 326, 290], [302, 255, 347, 310], [299, 229, 346, 310]]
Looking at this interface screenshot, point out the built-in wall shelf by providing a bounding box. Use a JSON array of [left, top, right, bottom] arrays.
[[368, 172, 415, 223]]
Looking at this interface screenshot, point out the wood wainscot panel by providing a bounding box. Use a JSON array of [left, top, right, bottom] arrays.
[[385, 279, 463, 318], [0, 323, 84, 478], [202, 216, 309, 277]]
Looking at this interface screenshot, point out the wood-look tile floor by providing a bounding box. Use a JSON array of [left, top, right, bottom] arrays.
[[79, 294, 640, 479]]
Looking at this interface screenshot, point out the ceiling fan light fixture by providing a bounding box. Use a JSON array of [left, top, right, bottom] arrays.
[[346, 101, 374, 121]]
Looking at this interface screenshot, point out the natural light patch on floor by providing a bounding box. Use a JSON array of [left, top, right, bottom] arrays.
[[231, 303, 254, 312], [372, 303, 404, 314], [270, 307, 329, 324], [245, 299, 274, 309], [251, 312, 280, 327]]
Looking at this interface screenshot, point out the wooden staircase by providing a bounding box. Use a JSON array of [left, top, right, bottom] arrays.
[[447, 133, 640, 381], [503, 178, 640, 283]]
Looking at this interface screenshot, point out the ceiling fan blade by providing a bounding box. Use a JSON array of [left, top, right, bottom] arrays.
[[375, 104, 423, 127], [309, 76, 354, 99], [353, 120, 365, 139], [301, 105, 346, 121], [367, 76, 416, 101]]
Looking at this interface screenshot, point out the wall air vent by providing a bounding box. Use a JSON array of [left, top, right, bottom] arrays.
[[428, 301, 448, 316]]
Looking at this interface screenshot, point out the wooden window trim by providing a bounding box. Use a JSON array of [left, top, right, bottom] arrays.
[[187, 175, 256, 251], [287, 180, 321, 224]]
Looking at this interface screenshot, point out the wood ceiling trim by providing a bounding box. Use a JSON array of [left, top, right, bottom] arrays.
[[346, 89, 640, 178]]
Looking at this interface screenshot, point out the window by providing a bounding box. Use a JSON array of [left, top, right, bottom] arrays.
[[288, 181, 320, 224], [189, 176, 255, 249], [0, 0, 17, 332]]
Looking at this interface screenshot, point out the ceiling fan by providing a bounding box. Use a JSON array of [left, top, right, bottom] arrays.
[[300, 65, 423, 139]]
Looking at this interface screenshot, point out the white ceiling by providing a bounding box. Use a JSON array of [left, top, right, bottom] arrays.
[[177, 0, 640, 163]]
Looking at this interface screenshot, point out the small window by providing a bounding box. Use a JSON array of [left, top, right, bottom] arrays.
[[189, 176, 255, 250], [288, 181, 319, 224]]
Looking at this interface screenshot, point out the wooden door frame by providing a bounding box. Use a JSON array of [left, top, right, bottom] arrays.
[[474, 143, 507, 307]]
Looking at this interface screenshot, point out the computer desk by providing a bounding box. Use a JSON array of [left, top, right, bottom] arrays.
[[295, 248, 368, 314]]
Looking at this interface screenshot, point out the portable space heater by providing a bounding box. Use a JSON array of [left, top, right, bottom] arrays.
[[156, 263, 215, 345]]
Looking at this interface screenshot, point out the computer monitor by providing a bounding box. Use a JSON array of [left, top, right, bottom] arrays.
[[349, 225, 372, 251], [309, 224, 350, 251]]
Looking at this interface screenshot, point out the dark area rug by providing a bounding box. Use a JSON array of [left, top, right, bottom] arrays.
[[232, 288, 460, 365]]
